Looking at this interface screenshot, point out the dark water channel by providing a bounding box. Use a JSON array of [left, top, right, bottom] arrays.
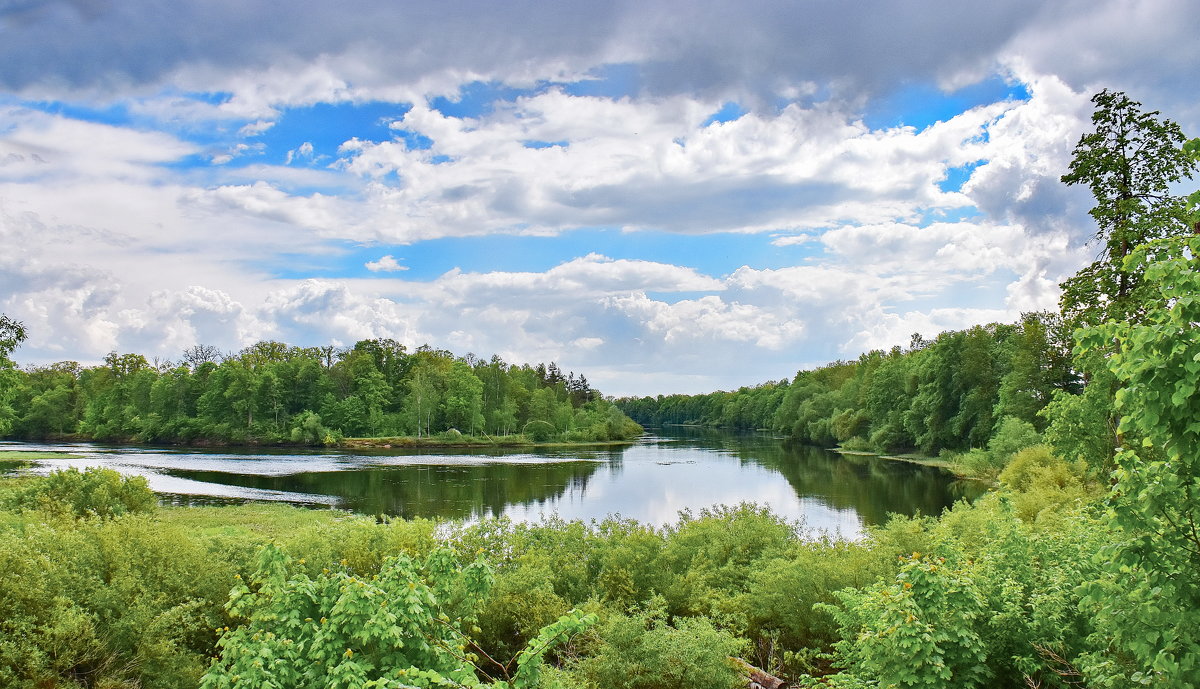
[[2, 428, 980, 536]]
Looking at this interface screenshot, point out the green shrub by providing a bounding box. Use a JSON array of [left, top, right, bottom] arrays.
[[733, 538, 885, 673], [999, 445, 1097, 522], [0, 513, 239, 689], [660, 504, 797, 616], [590, 518, 665, 607], [1039, 372, 1116, 472], [288, 411, 328, 445], [986, 416, 1041, 465], [523, 420, 557, 442], [569, 603, 746, 689], [838, 436, 872, 452], [868, 424, 909, 453], [201, 543, 595, 689], [4, 467, 156, 518], [948, 418, 1043, 480], [954, 448, 998, 478], [476, 559, 572, 661], [999, 445, 1069, 492], [813, 555, 989, 688]]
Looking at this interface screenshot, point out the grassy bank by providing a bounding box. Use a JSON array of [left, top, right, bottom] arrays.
[[834, 447, 978, 478], [339, 434, 639, 450], [0, 450, 84, 460]]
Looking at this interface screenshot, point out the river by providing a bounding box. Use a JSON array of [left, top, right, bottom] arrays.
[[1, 427, 980, 537]]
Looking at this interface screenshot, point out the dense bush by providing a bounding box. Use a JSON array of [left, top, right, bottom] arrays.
[[202, 543, 596, 689], [0, 514, 237, 688], [814, 555, 990, 688], [569, 602, 746, 689], [2, 467, 157, 518]]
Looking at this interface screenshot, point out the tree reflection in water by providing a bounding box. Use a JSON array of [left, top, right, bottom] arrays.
[[156, 428, 979, 528]]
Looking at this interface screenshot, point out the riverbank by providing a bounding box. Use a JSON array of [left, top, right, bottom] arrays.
[[0, 434, 640, 452], [834, 447, 983, 480], [0, 450, 85, 460], [0, 449, 84, 473], [339, 434, 640, 450]]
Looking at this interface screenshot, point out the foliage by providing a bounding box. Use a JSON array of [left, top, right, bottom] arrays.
[[0, 512, 240, 689], [950, 448, 996, 480], [808, 490, 1113, 689], [290, 410, 333, 445], [732, 538, 887, 674], [941, 416, 1041, 480], [1039, 362, 1118, 472], [522, 420, 556, 443], [3, 466, 157, 519], [998, 445, 1097, 522], [1074, 236, 1200, 687], [837, 436, 871, 452], [813, 555, 989, 688], [0, 314, 27, 437], [0, 472, 1138, 689], [202, 543, 596, 689], [985, 416, 1042, 465], [1059, 90, 1197, 327], [659, 504, 797, 617], [569, 601, 746, 689], [1, 334, 640, 446], [620, 316, 1075, 457], [938, 497, 1110, 688]]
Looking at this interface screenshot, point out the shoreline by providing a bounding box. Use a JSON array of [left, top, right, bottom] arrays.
[[1, 435, 640, 452], [833, 447, 981, 480], [340, 436, 639, 450]]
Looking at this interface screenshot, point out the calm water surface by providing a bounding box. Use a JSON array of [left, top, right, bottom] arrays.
[[2, 428, 980, 536]]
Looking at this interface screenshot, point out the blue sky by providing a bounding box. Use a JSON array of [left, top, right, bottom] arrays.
[[1, 0, 1197, 395]]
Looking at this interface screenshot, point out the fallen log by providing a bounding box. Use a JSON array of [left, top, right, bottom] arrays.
[[731, 657, 788, 689]]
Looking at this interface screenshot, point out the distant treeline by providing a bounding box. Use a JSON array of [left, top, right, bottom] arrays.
[[619, 311, 1098, 457], [2, 339, 642, 445]]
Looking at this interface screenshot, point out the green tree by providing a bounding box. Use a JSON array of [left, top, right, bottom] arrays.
[[1039, 362, 1118, 471], [443, 361, 484, 434], [18, 382, 76, 438], [223, 362, 258, 429], [0, 315, 28, 436], [1059, 90, 1197, 326], [1075, 236, 1200, 687], [995, 312, 1078, 428], [0, 314, 24, 363], [404, 359, 442, 438]]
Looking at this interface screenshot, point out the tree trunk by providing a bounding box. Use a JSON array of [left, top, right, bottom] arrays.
[[731, 658, 787, 689]]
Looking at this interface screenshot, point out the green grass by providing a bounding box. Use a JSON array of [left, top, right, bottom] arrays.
[[0, 450, 84, 460], [151, 502, 351, 539]]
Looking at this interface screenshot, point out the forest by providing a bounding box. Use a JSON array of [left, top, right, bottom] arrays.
[[0, 90, 1198, 688], [617, 310, 1083, 461], [0, 337, 643, 446]]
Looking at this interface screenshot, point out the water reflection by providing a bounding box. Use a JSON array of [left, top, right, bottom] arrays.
[[169, 459, 603, 520], [1, 430, 980, 535]]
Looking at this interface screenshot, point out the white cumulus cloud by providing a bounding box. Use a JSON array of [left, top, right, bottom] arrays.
[[365, 255, 409, 272]]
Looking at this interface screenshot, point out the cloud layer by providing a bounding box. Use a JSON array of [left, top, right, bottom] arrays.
[[1, 1, 1195, 395]]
